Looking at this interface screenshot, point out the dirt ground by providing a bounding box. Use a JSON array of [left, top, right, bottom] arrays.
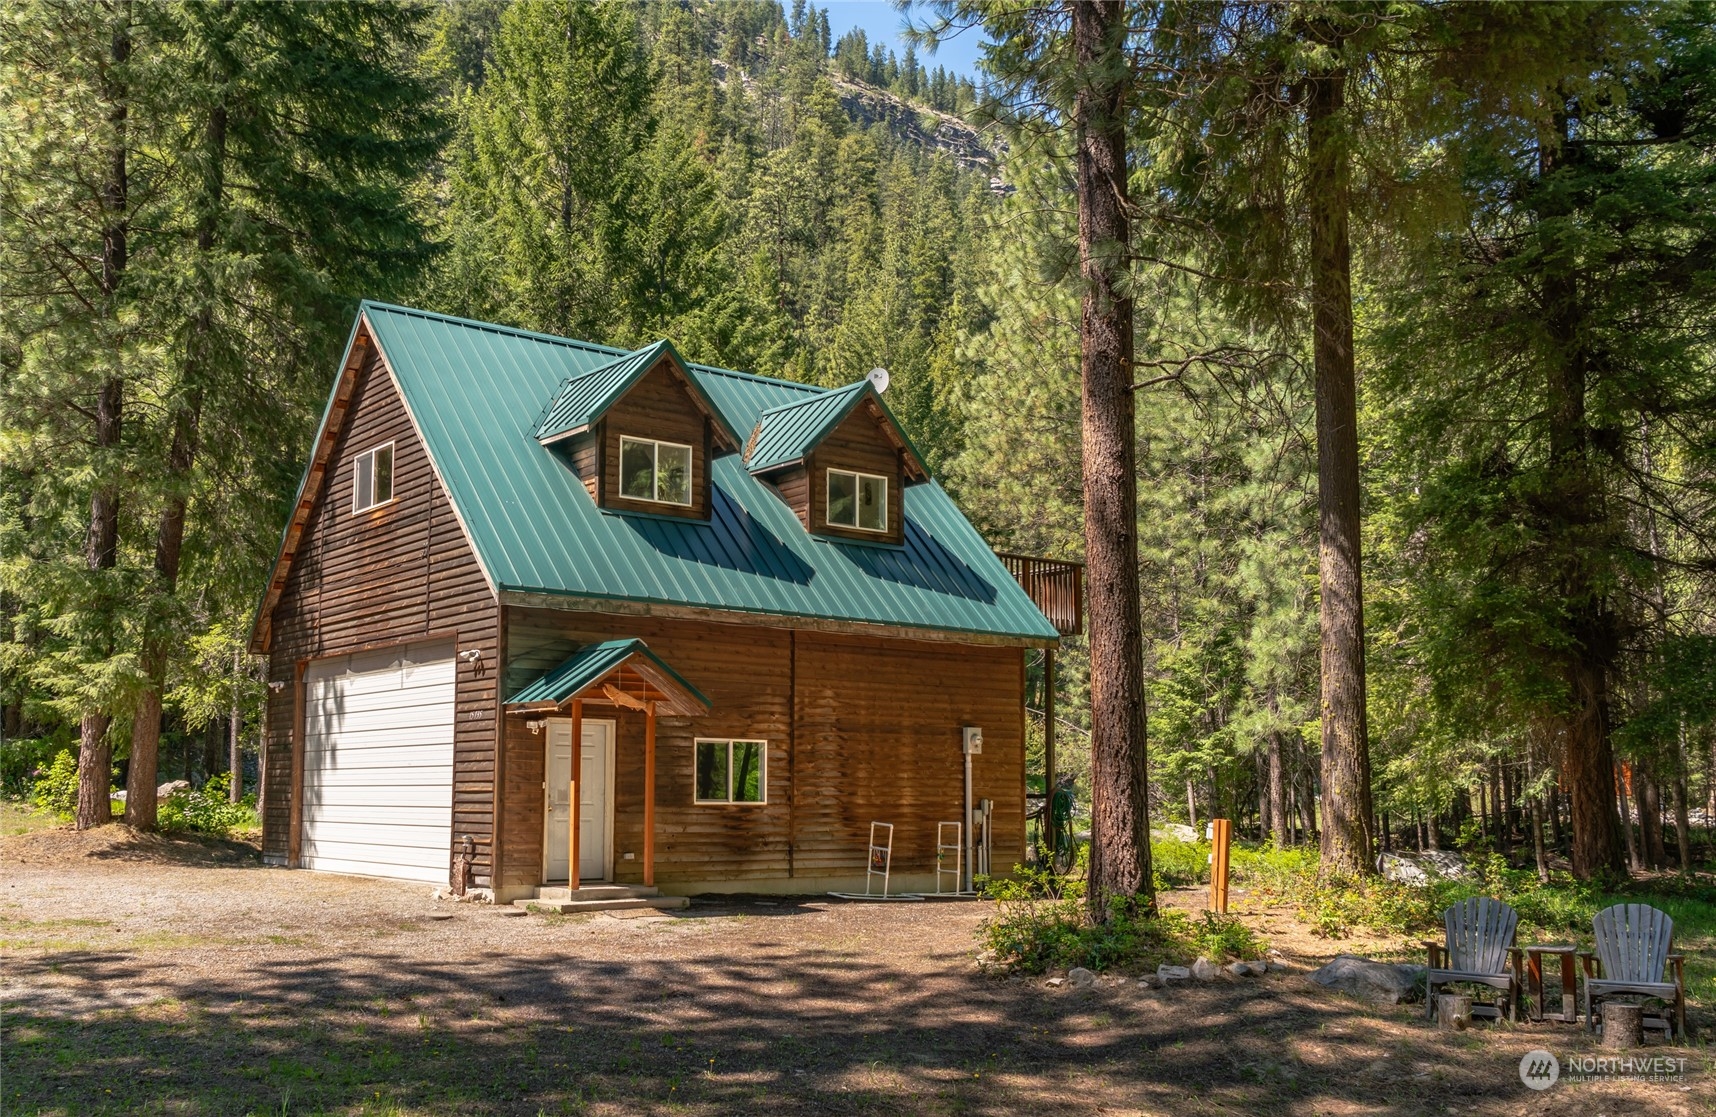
[[2, 826, 1709, 1116]]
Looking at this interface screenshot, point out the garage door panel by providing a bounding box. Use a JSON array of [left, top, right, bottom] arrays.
[[297, 850, 447, 884], [300, 638, 454, 884]]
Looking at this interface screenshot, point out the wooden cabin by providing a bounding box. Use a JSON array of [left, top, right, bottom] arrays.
[[249, 303, 1066, 900]]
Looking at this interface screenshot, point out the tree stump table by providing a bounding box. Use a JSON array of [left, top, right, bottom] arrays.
[[1436, 994, 1473, 1031], [1601, 1002, 1644, 1049]]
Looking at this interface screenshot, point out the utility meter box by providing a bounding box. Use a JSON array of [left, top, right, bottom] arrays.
[[962, 726, 983, 755]]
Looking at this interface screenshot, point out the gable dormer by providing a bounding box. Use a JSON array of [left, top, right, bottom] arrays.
[[534, 340, 742, 521], [742, 379, 929, 546]]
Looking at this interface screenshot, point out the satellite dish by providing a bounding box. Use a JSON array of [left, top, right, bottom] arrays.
[[866, 367, 890, 394]]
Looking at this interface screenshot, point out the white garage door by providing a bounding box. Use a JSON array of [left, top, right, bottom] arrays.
[[302, 638, 455, 883]]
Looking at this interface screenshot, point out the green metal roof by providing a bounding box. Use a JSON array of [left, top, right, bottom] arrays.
[[533, 338, 740, 448], [505, 638, 710, 714], [744, 376, 929, 478], [353, 301, 1060, 644], [744, 380, 865, 472]]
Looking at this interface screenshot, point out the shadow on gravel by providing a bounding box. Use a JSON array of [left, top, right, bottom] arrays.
[[1, 939, 1593, 1117]]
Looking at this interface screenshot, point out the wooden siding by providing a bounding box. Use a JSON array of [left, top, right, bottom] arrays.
[[807, 406, 906, 546], [262, 345, 500, 886], [500, 607, 1024, 890], [599, 358, 711, 520]]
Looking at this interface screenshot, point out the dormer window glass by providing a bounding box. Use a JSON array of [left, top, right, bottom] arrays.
[[352, 442, 394, 513], [620, 436, 692, 506], [827, 469, 887, 532]]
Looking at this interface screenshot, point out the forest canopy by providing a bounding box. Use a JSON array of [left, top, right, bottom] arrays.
[[2, 0, 1712, 884]]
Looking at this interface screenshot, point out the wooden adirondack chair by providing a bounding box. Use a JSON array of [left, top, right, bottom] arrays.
[[1580, 903, 1685, 1040], [1424, 897, 1523, 1023]]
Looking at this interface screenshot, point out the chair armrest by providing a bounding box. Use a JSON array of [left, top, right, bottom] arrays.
[[1422, 942, 1443, 967], [1669, 954, 1685, 986], [1578, 952, 1597, 979], [1508, 947, 1523, 977]]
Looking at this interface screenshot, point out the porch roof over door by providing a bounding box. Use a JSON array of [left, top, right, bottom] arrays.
[[504, 638, 710, 717]]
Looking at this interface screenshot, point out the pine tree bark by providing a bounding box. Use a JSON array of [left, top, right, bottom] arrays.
[[1269, 730, 1288, 848], [1539, 111, 1627, 881], [1639, 768, 1666, 871], [1069, 0, 1151, 921], [128, 13, 230, 827], [1673, 724, 1691, 874], [75, 7, 132, 831], [1617, 763, 1640, 872], [1304, 46, 1375, 880]]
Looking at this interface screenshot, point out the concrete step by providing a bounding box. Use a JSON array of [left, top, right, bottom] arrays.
[[532, 884, 659, 902], [514, 895, 689, 914]]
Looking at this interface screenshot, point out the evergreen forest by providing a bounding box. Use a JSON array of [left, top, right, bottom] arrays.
[[4, 0, 1715, 889]]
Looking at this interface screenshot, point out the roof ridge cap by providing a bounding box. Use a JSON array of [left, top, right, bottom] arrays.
[[359, 300, 628, 357], [754, 379, 864, 419]]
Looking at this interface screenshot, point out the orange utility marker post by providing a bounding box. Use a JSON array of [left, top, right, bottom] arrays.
[[569, 699, 582, 891], [1210, 818, 1232, 914], [643, 702, 656, 887]]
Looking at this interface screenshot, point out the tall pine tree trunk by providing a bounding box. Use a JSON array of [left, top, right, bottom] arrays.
[[1070, 0, 1151, 921], [75, 7, 132, 831], [128, 16, 229, 829], [1269, 730, 1288, 848], [1673, 724, 1691, 874], [1617, 763, 1640, 872], [1304, 43, 1375, 879], [1639, 767, 1666, 871], [1539, 112, 1627, 881]]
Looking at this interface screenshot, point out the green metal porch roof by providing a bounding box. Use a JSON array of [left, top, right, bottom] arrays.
[[353, 301, 1060, 644], [505, 639, 710, 715]]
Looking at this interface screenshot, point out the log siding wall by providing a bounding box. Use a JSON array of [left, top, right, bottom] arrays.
[[599, 359, 712, 520], [500, 607, 1024, 892], [262, 346, 500, 885]]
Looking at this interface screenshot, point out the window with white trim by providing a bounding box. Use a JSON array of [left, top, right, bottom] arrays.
[[619, 436, 693, 506], [826, 468, 887, 532], [351, 442, 394, 513], [695, 739, 766, 803]]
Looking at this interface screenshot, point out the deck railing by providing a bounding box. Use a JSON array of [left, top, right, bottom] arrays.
[[996, 553, 1084, 636]]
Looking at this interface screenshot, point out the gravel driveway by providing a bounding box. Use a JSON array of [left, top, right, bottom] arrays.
[[1, 826, 1700, 1116]]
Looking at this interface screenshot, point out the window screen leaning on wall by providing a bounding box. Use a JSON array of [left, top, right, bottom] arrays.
[[695, 739, 765, 803], [827, 469, 887, 531], [620, 436, 692, 505]]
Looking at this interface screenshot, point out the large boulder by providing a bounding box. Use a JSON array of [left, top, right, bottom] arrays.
[[1153, 823, 1198, 843], [156, 779, 191, 799], [1377, 850, 1474, 887], [1308, 955, 1425, 1006]]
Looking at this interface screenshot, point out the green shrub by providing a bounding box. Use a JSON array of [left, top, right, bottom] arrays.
[[157, 773, 258, 836], [28, 749, 81, 816], [3, 733, 71, 798], [979, 865, 1265, 974], [1150, 837, 1208, 888]]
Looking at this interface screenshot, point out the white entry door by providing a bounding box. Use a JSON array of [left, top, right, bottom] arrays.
[[545, 719, 614, 883], [301, 638, 455, 883]]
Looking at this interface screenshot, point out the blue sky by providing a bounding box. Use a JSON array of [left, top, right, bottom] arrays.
[[820, 2, 989, 82]]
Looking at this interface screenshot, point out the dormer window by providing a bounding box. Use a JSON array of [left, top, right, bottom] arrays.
[[352, 442, 394, 513], [827, 469, 887, 533], [620, 436, 693, 506]]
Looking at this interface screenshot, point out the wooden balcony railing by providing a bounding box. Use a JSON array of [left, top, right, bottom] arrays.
[[996, 553, 1084, 636]]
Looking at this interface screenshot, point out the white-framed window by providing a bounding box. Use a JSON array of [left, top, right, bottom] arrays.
[[695, 739, 766, 804], [619, 436, 693, 506], [351, 442, 394, 513], [826, 468, 887, 532]]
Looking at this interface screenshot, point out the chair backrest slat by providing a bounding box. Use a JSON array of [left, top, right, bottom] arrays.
[[1444, 896, 1517, 973], [1593, 903, 1672, 982]]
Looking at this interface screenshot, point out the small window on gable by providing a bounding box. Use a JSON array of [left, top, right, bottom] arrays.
[[352, 442, 394, 513], [827, 468, 887, 533], [619, 436, 692, 506]]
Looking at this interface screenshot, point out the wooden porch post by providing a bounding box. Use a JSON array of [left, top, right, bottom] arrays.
[[644, 701, 657, 887], [1043, 648, 1057, 857], [569, 698, 582, 891]]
